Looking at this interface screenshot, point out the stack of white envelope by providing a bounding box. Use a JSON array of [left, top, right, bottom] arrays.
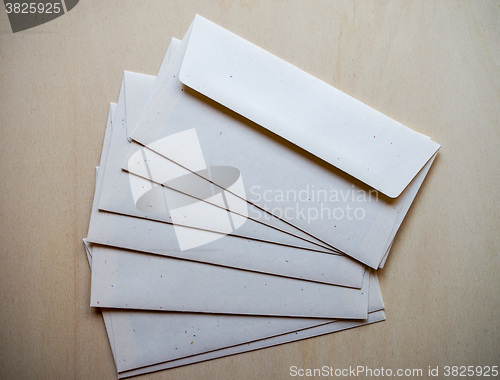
[[84, 15, 440, 378]]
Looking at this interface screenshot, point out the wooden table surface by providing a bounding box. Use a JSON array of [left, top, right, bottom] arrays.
[[1, 1, 499, 379]]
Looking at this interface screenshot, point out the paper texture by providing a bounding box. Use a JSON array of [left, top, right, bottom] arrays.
[[90, 244, 370, 319]]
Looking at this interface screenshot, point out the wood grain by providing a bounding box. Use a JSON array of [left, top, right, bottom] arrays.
[[1, 1, 498, 379]]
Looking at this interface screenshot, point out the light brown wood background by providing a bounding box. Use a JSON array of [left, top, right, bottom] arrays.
[[1, 1, 499, 379]]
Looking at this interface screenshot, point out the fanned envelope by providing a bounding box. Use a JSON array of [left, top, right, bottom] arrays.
[[81, 14, 442, 379], [126, 15, 440, 268], [90, 244, 370, 319], [179, 16, 438, 198], [117, 310, 385, 379]]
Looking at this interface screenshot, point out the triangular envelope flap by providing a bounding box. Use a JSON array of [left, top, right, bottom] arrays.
[[178, 15, 440, 198]]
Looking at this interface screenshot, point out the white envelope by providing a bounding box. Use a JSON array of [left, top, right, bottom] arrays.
[[118, 311, 385, 379], [179, 15, 439, 198], [88, 103, 365, 287], [83, 241, 384, 377], [90, 244, 370, 319], [127, 15, 440, 269]]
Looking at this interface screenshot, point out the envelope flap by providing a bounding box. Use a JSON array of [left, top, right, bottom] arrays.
[[178, 15, 440, 198]]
